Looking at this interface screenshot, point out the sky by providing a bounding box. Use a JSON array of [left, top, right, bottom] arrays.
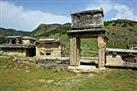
[[0, 0, 137, 31]]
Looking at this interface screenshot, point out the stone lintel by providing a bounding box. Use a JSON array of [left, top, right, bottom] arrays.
[[67, 29, 105, 38]]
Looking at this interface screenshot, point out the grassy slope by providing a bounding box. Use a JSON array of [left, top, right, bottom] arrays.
[[105, 19, 137, 48], [0, 57, 137, 91]]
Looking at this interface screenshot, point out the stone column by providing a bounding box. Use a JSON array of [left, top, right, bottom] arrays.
[[70, 37, 80, 66], [16, 38, 20, 45], [9, 39, 12, 45], [98, 36, 106, 69]]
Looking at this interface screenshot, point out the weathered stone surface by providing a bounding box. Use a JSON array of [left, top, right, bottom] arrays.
[[68, 9, 106, 69], [25, 70, 30, 73], [106, 48, 137, 68], [68, 65, 100, 73], [106, 55, 137, 68], [38, 79, 46, 83], [36, 57, 69, 71], [71, 9, 104, 29], [106, 55, 124, 66], [98, 36, 106, 68], [36, 38, 62, 57], [46, 80, 54, 84], [69, 37, 80, 66]]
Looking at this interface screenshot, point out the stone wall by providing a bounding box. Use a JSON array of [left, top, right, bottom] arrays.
[[36, 57, 69, 71], [23, 40, 35, 45], [36, 43, 62, 57], [23, 40, 30, 45], [3, 49, 26, 57], [106, 54, 137, 68]]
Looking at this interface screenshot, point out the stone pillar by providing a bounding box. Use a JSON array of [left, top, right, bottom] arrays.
[[16, 38, 20, 45], [9, 39, 12, 45], [70, 37, 80, 66], [36, 47, 40, 56], [98, 36, 106, 69]]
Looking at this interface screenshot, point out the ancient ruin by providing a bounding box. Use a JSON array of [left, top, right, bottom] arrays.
[[67, 9, 106, 69], [0, 36, 36, 57], [22, 36, 36, 45], [106, 48, 137, 68], [36, 38, 63, 57], [0, 9, 137, 72]]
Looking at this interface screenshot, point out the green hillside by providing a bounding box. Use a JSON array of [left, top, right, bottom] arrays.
[[30, 23, 71, 38], [105, 19, 137, 48]]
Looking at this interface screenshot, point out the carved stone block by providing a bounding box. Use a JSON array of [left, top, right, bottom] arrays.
[[71, 9, 104, 29]]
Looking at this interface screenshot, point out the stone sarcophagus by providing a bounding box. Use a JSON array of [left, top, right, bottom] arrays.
[[71, 9, 104, 29]]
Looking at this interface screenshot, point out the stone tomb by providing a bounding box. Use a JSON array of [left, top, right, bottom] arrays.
[[0, 36, 36, 57], [67, 9, 106, 69], [71, 9, 104, 29], [36, 38, 63, 57], [106, 48, 137, 68]]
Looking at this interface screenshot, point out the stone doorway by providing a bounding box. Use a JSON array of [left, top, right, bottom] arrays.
[[80, 38, 98, 66], [67, 9, 106, 69], [67, 29, 106, 69]]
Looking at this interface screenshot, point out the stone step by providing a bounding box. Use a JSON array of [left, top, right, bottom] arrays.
[[68, 65, 100, 73]]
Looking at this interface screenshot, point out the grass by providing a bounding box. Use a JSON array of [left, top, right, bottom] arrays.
[[0, 56, 137, 91], [71, 70, 137, 91]]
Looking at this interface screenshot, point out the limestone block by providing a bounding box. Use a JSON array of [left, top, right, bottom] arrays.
[[106, 55, 124, 66], [71, 9, 104, 29]]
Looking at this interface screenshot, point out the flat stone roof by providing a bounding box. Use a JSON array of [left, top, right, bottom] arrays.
[[23, 36, 36, 40], [106, 48, 137, 53], [39, 38, 56, 41], [71, 8, 104, 17], [37, 38, 60, 43], [6, 36, 22, 38]]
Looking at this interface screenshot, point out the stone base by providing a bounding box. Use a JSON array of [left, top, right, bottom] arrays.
[[68, 65, 100, 73]]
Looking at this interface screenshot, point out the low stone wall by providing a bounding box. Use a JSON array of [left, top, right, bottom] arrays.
[[36, 57, 69, 71], [4, 50, 26, 57], [105, 48, 137, 68], [106, 55, 137, 68]]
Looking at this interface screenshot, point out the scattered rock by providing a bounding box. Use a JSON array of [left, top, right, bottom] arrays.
[[38, 79, 46, 83], [25, 70, 30, 73], [13, 67, 17, 70], [76, 73, 82, 76], [8, 65, 12, 68], [25, 66, 29, 70], [16, 69, 20, 71], [88, 73, 94, 77], [3, 65, 7, 68], [68, 65, 99, 73], [47, 80, 54, 83], [11, 56, 18, 62]]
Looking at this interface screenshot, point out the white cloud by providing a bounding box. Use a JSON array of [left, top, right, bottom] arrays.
[[86, 0, 137, 21], [112, 4, 137, 20], [0, 1, 70, 31]]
